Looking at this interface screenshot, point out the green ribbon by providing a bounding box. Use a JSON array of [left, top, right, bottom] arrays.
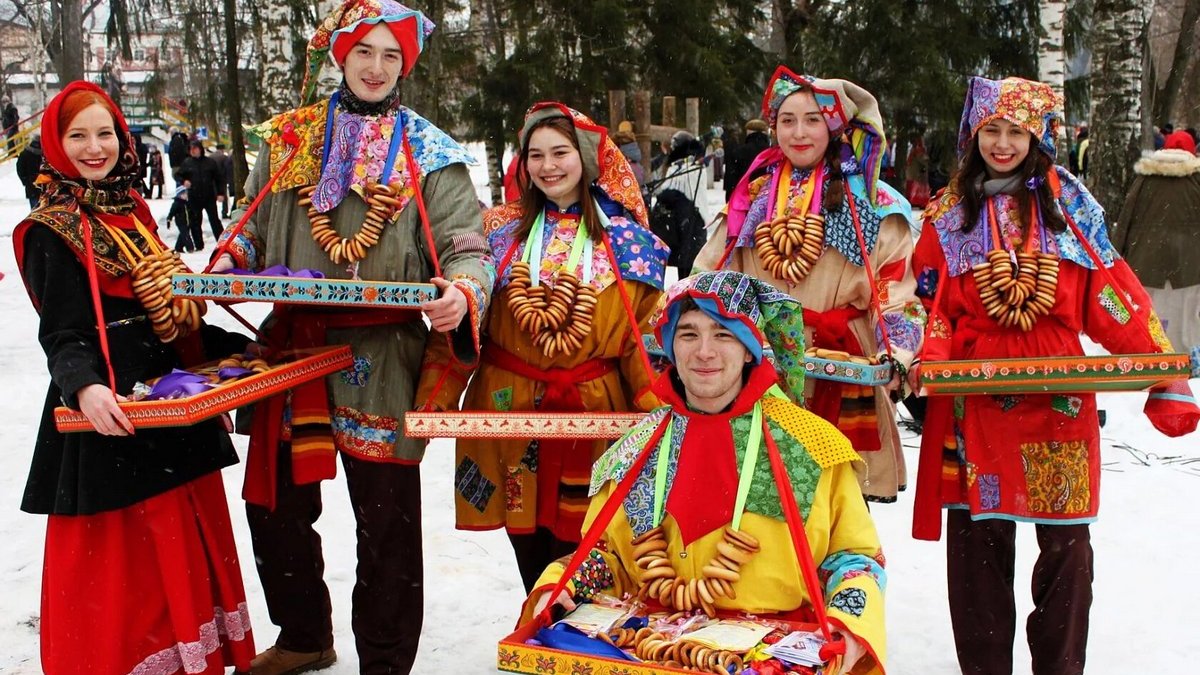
[[651, 402, 764, 532], [520, 208, 592, 285]]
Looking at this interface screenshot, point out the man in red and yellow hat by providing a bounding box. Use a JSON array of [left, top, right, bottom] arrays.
[[212, 1, 493, 673]]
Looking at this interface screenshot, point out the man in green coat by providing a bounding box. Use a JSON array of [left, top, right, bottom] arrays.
[[212, 2, 492, 672]]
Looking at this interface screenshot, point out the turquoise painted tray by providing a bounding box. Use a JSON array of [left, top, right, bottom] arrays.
[[172, 273, 437, 308]]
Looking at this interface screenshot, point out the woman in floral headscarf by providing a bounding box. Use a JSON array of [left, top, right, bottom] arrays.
[[12, 81, 254, 674], [910, 76, 1199, 675], [695, 66, 925, 504], [416, 102, 667, 593]]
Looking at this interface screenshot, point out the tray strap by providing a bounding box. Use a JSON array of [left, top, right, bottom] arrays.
[[79, 212, 118, 394], [1047, 170, 1162, 354], [519, 411, 845, 658]]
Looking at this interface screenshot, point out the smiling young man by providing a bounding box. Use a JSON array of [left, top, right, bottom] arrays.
[[523, 271, 890, 675], [210, 2, 492, 673]]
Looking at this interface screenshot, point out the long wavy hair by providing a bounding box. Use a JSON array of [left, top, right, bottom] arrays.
[[952, 134, 1066, 235], [515, 116, 604, 245]]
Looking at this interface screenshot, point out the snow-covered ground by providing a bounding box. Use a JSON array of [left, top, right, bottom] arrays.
[[0, 153, 1197, 674]]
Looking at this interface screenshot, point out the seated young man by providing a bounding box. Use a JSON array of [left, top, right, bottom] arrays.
[[523, 270, 888, 675]]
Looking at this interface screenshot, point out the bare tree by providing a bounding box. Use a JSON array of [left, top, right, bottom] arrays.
[[1153, 0, 1200, 123], [224, 0, 248, 201], [1088, 0, 1149, 215]]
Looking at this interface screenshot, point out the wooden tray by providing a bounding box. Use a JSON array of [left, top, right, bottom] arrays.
[[920, 353, 1191, 395], [172, 272, 436, 308], [499, 610, 820, 674], [405, 411, 646, 440], [54, 346, 353, 432]]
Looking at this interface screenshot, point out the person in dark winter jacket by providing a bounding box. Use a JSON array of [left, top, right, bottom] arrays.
[[649, 187, 707, 276], [148, 146, 165, 199], [177, 140, 224, 246], [210, 143, 231, 217], [723, 118, 770, 200], [2, 96, 19, 151], [168, 130, 189, 184], [166, 184, 196, 252], [612, 123, 644, 186], [16, 134, 43, 207]]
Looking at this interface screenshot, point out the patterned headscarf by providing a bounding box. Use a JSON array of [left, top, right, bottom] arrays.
[[516, 101, 649, 229], [957, 76, 1062, 160], [15, 81, 162, 301], [656, 271, 807, 403], [762, 65, 889, 206], [302, 0, 436, 105]]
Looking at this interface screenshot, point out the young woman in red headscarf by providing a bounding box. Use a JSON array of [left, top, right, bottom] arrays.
[[12, 81, 256, 675]]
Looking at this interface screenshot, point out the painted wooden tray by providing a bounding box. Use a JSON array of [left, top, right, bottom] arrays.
[[172, 272, 436, 308], [405, 411, 646, 440], [920, 353, 1191, 395], [643, 335, 892, 386], [499, 610, 822, 675], [54, 346, 354, 432]]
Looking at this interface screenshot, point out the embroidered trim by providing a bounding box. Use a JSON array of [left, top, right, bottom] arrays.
[[129, 603, 251, 675]]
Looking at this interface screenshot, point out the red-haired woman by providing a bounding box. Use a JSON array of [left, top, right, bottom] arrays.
[[12, 81, 255, 674], [416, 103, 666, 592]]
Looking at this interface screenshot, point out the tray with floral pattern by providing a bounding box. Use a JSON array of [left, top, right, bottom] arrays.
[[499, 609, 826, 675], [54, 346, 353, 432], [172, 272, 437, 308], [920, 353, 1191, 395], [405, 411, 646, 440]]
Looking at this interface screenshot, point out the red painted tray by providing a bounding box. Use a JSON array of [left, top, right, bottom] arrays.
[[54, 346, 353, 432], [920, 353, 1190, 395]]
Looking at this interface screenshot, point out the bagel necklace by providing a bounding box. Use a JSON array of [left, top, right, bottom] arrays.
[[299, 181, 403, 266], [754, 163, 825, 284], [507, 209, 598, 358], [299, 91, 410, 268], [105, 217, 206, 343], [971, 193, 1060, 332], [631, 402, 768, 618]]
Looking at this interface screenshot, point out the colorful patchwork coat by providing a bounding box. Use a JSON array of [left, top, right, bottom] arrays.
[[911, 167, 1186, 537], [415, 203, 665, 541], [220, 98, 492, 472], [695, 160, 924, 503], [520, 366, 888, 674]]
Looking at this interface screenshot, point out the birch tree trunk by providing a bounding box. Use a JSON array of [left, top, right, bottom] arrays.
[[1088, 0, 1148, 216], [253, 0, 300, 119], [314, 0, 344, 99], [1038, 0, 1068, 158]]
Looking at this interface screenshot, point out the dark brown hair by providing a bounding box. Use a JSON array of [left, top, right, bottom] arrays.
[[515, 116, 604, 245], [821, 135, 846, 212], [953, 135, 1066, 235]]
